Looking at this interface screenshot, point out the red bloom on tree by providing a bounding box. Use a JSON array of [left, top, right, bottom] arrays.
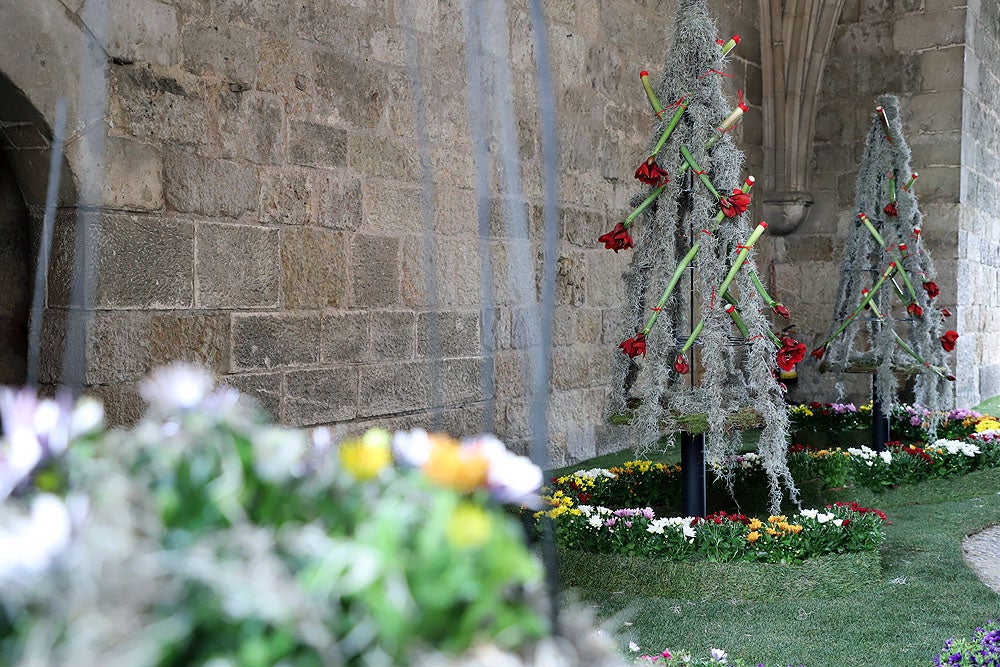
[[923, 281, 940, 298], [773, 303, 790, 319], [719, 187, 752, 218], [907, 302, 923, 318], [776, 336, 807, 372], [811, 346, 826, 360], [619, 332, 647, 358], [598, 222, 634, 253], [673, 353, 690, 375], [941, 308, 952, 318], [883, 201, 898, 217], [939, 330, 959, 352], [634, 156, 669, 187]]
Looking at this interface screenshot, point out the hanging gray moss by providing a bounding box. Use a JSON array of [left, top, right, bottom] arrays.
[[821, 94, 954, 422], [604, 0, 797, 512]]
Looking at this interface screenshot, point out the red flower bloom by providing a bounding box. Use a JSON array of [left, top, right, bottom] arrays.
[[719, 187, 752, 218], [673, 353, 690, 375], [776, 336, 806, 372], [619, 332, 647, 358], [907, 302, 923, 318], [940, 308, 952, 318], [634, 156, 669, 187], [772, 303, 790, 319], [883, 201, 898, 217], [598, 222, 634, 253], [939, 330, 959, 352], [811, 346, 826, 360], [923, 281, 940, 298]]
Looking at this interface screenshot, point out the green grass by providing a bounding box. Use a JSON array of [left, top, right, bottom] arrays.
[[975, 394, 1000, 416], [569, 466, 1000, 666]]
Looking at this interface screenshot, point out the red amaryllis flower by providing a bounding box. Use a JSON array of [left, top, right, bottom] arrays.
[[883, 201, 898, 217], [619, 332, 647, 358], [811, 346, 826, 360], [673, 353, 690, 375], [634, 156, 669, 187], [923, 281, 940, 298], [907, 302, 924, 318], [777, 336, 807, 372], [941, 308, 952, 318], [773, 303, 790, 319], [598, 222, 634, 253], [939, 330, 959, 352], [719, 187, 752, 218]]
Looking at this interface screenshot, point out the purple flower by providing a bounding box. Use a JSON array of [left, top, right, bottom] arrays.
[[911, 415, 923, 426]]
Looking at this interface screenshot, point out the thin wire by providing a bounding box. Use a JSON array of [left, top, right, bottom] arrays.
[[399, 0, 444, 429], [27, 98, 67, 386]]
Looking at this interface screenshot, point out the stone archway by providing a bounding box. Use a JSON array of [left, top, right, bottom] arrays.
[[0, 151, 30, 385]]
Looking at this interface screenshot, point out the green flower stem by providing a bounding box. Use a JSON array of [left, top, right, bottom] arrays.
[[622, 185, 666, 229], [749, 270, 777, 307], [896, 250, 918, 302], [641, 243, 701, 335], [725, 304, 749, 338], [679, 146, 721, 200], [639, 71, 663, 117], [651, 101, 690, 157], [858, 213, 886, 248], [889, 277, 907, 302], [820, 263, 897, 348], [903, 172, 919, 191], [715, 221, 768, 303], [720, 36, 740, 56], [867, 299, 948, 379], [680, 320, 704, 354], [888, 171, 897, 203]]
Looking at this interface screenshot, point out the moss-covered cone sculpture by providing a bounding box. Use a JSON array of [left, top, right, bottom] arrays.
[[818, 94, 955, 417], [604, 0, 798, 511]]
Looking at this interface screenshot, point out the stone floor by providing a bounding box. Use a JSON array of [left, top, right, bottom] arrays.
[[962, 525, 1000, 594]]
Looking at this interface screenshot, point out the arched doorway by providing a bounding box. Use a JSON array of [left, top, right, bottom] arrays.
[[0, 150, 31, 386]]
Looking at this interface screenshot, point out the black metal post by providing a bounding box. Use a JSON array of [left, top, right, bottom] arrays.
[[681, 431, 707, 517], [871, 374, 890, 451]]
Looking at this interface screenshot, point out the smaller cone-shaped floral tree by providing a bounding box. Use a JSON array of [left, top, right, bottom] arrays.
[[603, 0, 801, 511], [815, 95, 956, 416]]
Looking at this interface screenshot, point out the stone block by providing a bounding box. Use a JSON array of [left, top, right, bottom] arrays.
[[575, 308, 604, 345], [358, 360, 431, 417], [217, 91, 284, 165], [314, 174, 362, 231], [106, 0, 179, 66], [441, 357, 486, 405], [109, 64, 212, 145], [584, 250, 626, 308], [834, 22, 893, 57], [100, 137, 164, 212], [361, 180, 423, 235], [893, 9, 967, 51], [85, 311, 152, 384], [87, 382, 145, 427], [562, 206, 609, 249], [908, 130, 962, 167], [212, 0, 291, 32], [288, 121, 347, 169], [313, 50, 384, 130], [431, 186, 477, 236], [322, 311, 370, 364], [918, 46, 966, 92], [293, 0, 376, 52], [163, 148, 259, 218], [196, 223, 280, 308], [347, 133, 419, 181], [352, 234, 400, 307], [914, 166, 961, 203], [370, 310, 415, 360], [284, 367, 358, 426], [281, 227, 351, 309], [181, 23, 258, 84], [149, 313, 230, 372], [555, 251, 587, 306], [439, 402, 488, 439], [259, 169, 311, 226], [551, 346, 605, 391], [417, 310, 480, 358], [93, 214, 194, 308], [230, 313, 321, 371], [223, 371, 283, 420]]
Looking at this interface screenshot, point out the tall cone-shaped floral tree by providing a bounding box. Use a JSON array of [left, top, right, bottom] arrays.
[[814, 94, 956, 415], [604, 0, 802, 510]]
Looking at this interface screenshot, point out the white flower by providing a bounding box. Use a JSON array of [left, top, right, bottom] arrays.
[[588, 515, 603, 528], [800, 508, 818, 520], [463, 434, 543, 505], [710, 647, 728, 663], [577, 504, 593, 514], [879, 450, 892, 464], [573, 467, 616, 479], [69, 397, 104, 438], [833, 519, 844, 527], [392, 429, 433, 467], [141, 364, 215, 413], [817, 512, 834, 524], [629, 641, 640, 652], [0, 493, 73, 583], [251, 429, 307, 482]]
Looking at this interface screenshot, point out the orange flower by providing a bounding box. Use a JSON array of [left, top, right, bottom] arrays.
[[746, 530, 761, 543], [423, 438, 489, 492]]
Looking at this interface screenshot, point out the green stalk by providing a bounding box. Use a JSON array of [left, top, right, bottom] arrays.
[[720, 35, 740, 56], [639, 71, 663, 116], [622, 185, 666, 229], [896, 249, 918, 302], [888, 171, 897, 203], [867, 299, 948, 379], [680, 320, 705, 354], [858, 213, 886, 248], [651, 101, 689, 157], [641, 243, 700, 335], [715, 222, 768, 301], [725, 305, 750, 338], [679, 146, 721, 200], [749, 270, 777, 307], [820, 263, 898, 348], [903, 172, 918, 191]]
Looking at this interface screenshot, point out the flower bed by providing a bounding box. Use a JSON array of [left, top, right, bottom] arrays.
[[933, 618, 1000, 666]]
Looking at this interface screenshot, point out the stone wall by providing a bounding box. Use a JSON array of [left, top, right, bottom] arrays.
[[959, 0, 1000, 405], [772, 0, 968, 406]]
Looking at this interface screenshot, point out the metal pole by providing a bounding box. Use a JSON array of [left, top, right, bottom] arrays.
[[871, 374, 890, 451], [681, 431, 706, 517]]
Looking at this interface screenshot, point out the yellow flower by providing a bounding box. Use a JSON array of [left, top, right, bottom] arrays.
[[767, 515, 787, 524], [339, 429, 392, 480], [788, 524, 804, 535], [446, 502, 492, 548], [976, 418, 1000, 432], [746, 530, 761, 543], [765, 527, 780, 537], [748, 518, 763, 530], [423, 437, 489, 493]]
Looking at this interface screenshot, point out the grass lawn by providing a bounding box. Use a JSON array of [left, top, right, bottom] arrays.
[[976, 394, 1000, 417], [567, 466, 1000, 666]]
